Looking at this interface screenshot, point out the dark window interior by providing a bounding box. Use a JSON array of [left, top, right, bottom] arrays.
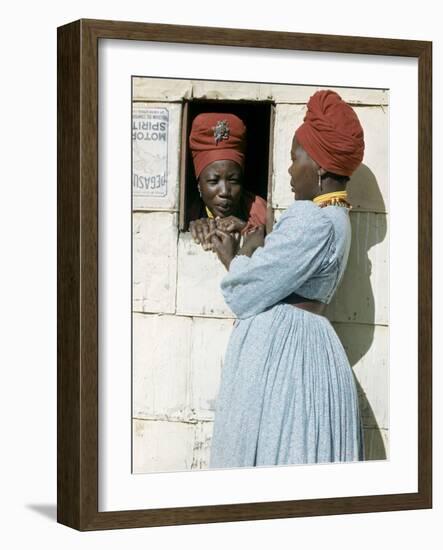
[[180, 100, 274, 231]]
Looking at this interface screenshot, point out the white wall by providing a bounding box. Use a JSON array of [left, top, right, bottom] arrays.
[[1, 0, 441, 548]]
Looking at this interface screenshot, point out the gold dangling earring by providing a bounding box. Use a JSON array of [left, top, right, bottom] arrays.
[[198, 185, 202, 198], [318, 174, 322, 192]]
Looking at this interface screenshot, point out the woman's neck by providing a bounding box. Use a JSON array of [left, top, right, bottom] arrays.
[[316, 177, 346, 197]]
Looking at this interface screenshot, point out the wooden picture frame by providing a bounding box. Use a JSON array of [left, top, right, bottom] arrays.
[[57, 18, 432, 530]]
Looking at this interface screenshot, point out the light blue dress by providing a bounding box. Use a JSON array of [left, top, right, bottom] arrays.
[[209, 199, 364, 468]]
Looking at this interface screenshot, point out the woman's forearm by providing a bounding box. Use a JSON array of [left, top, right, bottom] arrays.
[[236, 241, 261, 258]]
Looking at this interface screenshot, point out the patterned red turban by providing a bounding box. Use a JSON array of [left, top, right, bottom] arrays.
[[189, 113, 246, 178], [295, 90, 365, 177]]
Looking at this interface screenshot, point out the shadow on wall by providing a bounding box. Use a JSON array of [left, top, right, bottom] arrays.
[[327, 163, 388, 461]]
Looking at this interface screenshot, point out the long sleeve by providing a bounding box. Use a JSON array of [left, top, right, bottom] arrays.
[[221, 202, 336, 319]]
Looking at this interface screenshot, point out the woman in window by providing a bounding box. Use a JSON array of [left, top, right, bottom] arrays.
[[207, 90, 366, 467], [188, 113, 267, 250]]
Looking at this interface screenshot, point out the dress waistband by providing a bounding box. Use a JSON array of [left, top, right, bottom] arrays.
[[281, 293, 327, 316]]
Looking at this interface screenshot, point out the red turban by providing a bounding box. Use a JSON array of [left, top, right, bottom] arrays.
[[295, 90, 365, 177], [189, 113, 246, 178]]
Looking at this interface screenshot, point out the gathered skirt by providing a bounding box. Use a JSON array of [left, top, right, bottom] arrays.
[[209, 303, 365, 468]]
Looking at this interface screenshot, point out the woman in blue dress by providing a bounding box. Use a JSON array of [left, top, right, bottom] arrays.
[[207, 90, 366, 468]]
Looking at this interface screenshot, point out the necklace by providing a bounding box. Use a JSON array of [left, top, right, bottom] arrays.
[[312, 190, 352, 209]]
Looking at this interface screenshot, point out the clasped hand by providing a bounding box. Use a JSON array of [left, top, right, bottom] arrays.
[[189, 216, 266, 269], [189, 216, 246, 251]]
